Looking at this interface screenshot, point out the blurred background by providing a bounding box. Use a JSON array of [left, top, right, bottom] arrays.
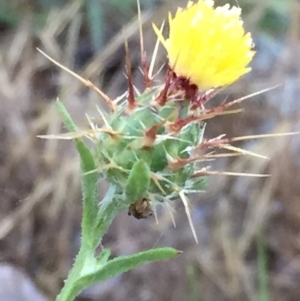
[[0, 0, 300, 300]]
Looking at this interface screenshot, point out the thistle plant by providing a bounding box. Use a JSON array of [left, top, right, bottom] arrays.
[[38, 1, 290, 301]]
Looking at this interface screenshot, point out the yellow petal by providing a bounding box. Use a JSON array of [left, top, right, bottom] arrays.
[[153, 0, 255, 90]]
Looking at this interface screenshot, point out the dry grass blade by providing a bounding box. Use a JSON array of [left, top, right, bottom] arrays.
[[192, 170, 270, 178], [82, 10, 152, 80]]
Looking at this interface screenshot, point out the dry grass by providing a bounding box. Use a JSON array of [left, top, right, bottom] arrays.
[[0, 0, 300, 300]]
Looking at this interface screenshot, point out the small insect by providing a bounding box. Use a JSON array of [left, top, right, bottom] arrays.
[[128, 198, 153, 219]]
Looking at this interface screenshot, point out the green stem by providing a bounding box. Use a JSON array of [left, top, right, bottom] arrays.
[[54, 100, 181, 301], [56, 186, 120, 301], [55, 246, 89, 301]]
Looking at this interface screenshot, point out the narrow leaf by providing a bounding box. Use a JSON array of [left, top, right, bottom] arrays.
[[77, 247, 180, 289], [125, 160, 150, 204], [96, 249, 111, 266], [56, 100, 99, 246], [93, 185, 126, 247]]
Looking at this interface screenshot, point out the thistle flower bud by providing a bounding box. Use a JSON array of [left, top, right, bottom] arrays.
[[96, 92, 207, 209], [40, 0, 261, 243], [91, 1, 257, 242]]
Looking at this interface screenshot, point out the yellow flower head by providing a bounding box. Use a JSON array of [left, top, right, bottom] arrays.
[[154, 0, 255, 90]]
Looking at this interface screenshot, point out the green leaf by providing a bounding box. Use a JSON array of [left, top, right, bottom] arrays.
[[56, 100, 99, 248], [96, 249, 111, 267], [76, 247, 180, 290], [93, 185, 126, 247], [125, 160, 150, 204], [55, 100, 79, 132]]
